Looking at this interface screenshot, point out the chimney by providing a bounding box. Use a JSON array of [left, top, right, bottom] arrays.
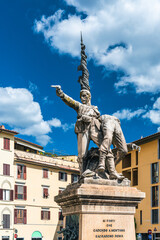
[[0, 125, 5, 129]]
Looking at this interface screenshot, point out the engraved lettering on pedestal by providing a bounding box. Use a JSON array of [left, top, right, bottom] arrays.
[[93, 219, 125, 239]]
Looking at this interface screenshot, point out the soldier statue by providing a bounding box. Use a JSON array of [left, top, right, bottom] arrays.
[[52, 34, 139, 180]]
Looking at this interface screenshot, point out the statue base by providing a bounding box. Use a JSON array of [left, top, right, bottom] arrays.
[[55, 180, 145, 240]]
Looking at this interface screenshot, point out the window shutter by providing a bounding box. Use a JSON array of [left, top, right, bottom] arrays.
[[24, 186, 27, 200], [0, 189, 3, 200], [7, 164, 10, 176], [65, 173, 67, 181], [10, 190, 13, 201], [6, 214, 10, 228], [3, 138, 6, 149], [24, 209, 27, 224], [14, 209, 17, 224], [24, 166, 26, 180], [41, 211, 43, 220], [4, 138, 10, 150], [8, 139, 10, 150], [48, 211, 50, 220], [59, 172, 61, 180], [3, 164, 6, 175], [15, 185, 18, 200], [3, 214, 6, 228]]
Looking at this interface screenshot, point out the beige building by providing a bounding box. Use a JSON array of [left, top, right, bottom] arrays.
[[0, 126, 79, 240]]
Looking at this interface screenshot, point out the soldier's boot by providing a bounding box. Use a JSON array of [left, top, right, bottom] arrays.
[[106, 157, 125, 180], [97, 151, 106, 172]]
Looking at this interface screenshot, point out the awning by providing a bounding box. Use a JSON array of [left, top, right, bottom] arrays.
[[31, 231, 42, 238]]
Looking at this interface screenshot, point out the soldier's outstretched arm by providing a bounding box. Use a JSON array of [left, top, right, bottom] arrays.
[[52, 85, 80, 111]]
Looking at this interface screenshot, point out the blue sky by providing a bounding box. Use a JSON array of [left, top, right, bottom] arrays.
[[1, 0, 160, 155]]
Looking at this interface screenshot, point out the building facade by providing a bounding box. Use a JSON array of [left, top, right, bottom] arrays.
[[0, 126, 18, 240], [116, 132, 160, 240], [0, 126, 79, 240]]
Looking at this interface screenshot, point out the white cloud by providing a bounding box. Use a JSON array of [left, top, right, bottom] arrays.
[[48, 118, 61, 127], [142, 97, 160, 126], [153, 97, 160, 110], [113, 108, 145, 120], [62, 123, 75, 132], [0, 87, 73, 146], [34, 0, 160, 93], [48, 118, 74, 131], [143, 110, 160, 125]]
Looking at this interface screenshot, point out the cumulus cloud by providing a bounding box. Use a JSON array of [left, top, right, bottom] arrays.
[[34, 0, 160, 93], [143, 97, 160, 126], [0, 87, 73, 146], [113, 108, 146, 120]]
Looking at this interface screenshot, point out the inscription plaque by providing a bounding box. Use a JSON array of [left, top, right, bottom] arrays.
[[93, 219, 125, 239], [81, 214, 135, 240]]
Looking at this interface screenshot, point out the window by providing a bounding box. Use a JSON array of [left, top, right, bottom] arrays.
[[3, 164, 10, 176], [58, 238, 62, 240], [136, 151, 138, 165], [122, 170, 131, 181], [14, 209, 27, 224], [59, 188, 65, 194], [152, 209, 159, 224], [59, 209, 64, 221], [0, 189, 13, 201], [3, 138, 10, 150], [122, 153, 131, 169], [132, 168, 138, 186], [17, 165, 26, 180], [71, 174, 79, 183], [3, 214, 10, 229], [43, 188, 49, 198], [59, 172, 67, 181], [151, 163, 159, 184], [3, 190, 10, 201], [41, 210, 50, 220], [43, 169, 48, 178], [152, 186, 159, 207], [140, 210, 142, 225], [15, 185, 27, 200]]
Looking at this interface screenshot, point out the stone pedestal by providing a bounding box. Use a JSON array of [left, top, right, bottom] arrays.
[[55, 179, 145, 240]]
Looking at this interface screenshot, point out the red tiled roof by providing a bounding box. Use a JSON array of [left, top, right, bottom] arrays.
[[0, 128, 18, 135]]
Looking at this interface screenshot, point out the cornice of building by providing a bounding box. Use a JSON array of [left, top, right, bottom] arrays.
[[14, 150, 79, 173], [133, 132, 160, 146]]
